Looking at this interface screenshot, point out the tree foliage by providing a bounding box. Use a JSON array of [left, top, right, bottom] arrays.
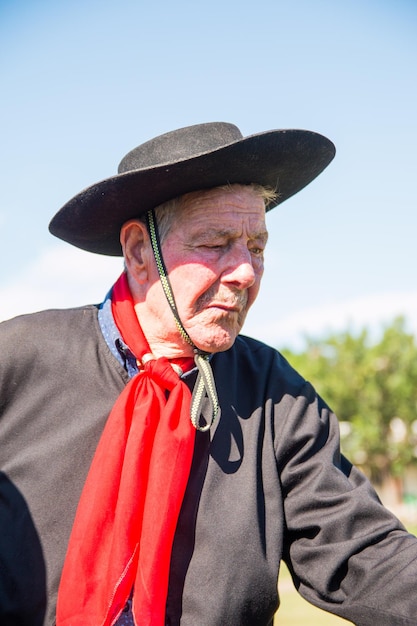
[[281, 318, 417, 486]]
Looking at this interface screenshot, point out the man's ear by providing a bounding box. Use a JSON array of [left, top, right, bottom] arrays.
[[120, 220, 151, 284]]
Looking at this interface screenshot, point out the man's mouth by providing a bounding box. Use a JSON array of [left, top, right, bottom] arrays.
[[206, 294, 248, 315], [209, 303, 241, 313], [195, 289, 248, 316]]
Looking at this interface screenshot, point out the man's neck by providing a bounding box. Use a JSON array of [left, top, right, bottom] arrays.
[[133, 302, 195, 360]]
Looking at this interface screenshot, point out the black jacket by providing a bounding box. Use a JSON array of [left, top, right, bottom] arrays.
[[1, 306, 416, 625]]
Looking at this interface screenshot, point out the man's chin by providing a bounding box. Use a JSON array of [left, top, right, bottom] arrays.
[[192, 328, 240, 354], [185, 311, 246, 353]]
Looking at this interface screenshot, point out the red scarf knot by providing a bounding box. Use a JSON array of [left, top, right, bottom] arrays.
[[143, 356, 184, 391]]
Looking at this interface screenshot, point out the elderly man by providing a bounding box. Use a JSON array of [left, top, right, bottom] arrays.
[[1, 122, 416, 626]]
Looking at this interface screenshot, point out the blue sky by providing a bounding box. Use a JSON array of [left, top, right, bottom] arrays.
[[1, 0, 416, 349]]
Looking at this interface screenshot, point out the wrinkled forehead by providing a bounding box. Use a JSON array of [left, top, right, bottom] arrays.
[[176, 184, 268, 227], [149, 184, 269, 245]]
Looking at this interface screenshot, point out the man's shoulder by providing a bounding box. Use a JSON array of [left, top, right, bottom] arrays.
[[234, 333, 276, 353], [1, 304, 98, 326], [0, 305, 100, 353], [232, 333, 286, 363], [223, 334, 304, 383], [213, 334, 308, 405]]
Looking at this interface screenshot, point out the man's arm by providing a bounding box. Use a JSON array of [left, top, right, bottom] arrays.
[[277, 381, 417, 625]]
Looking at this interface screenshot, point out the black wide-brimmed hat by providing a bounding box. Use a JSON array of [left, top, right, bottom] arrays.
[[49, 122, 335, 256]]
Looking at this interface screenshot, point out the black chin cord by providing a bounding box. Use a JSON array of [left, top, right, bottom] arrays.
[[146, 209, 219, 431]]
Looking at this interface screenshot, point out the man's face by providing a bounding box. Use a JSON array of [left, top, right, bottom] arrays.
[[148, 185, 268, 354]]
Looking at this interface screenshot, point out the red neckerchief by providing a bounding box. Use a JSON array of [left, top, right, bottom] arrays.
[[57, 272, 196, 625]]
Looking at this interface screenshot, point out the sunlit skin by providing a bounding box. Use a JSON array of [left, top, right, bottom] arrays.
[[121, 185, 268, 358]]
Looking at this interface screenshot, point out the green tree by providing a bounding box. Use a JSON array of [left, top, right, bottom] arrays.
[[281, 318, 417, 491]]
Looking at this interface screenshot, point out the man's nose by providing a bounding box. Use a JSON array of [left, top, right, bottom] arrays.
[[222, 246, 256, 289]]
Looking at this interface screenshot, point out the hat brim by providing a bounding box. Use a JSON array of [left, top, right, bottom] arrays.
[[49, 129, 335, 256]]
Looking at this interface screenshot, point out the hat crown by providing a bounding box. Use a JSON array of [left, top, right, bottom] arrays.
[[118, 122, 243, 174]]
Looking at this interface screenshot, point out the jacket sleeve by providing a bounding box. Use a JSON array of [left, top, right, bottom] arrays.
[[275, 380, 417, 626]]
